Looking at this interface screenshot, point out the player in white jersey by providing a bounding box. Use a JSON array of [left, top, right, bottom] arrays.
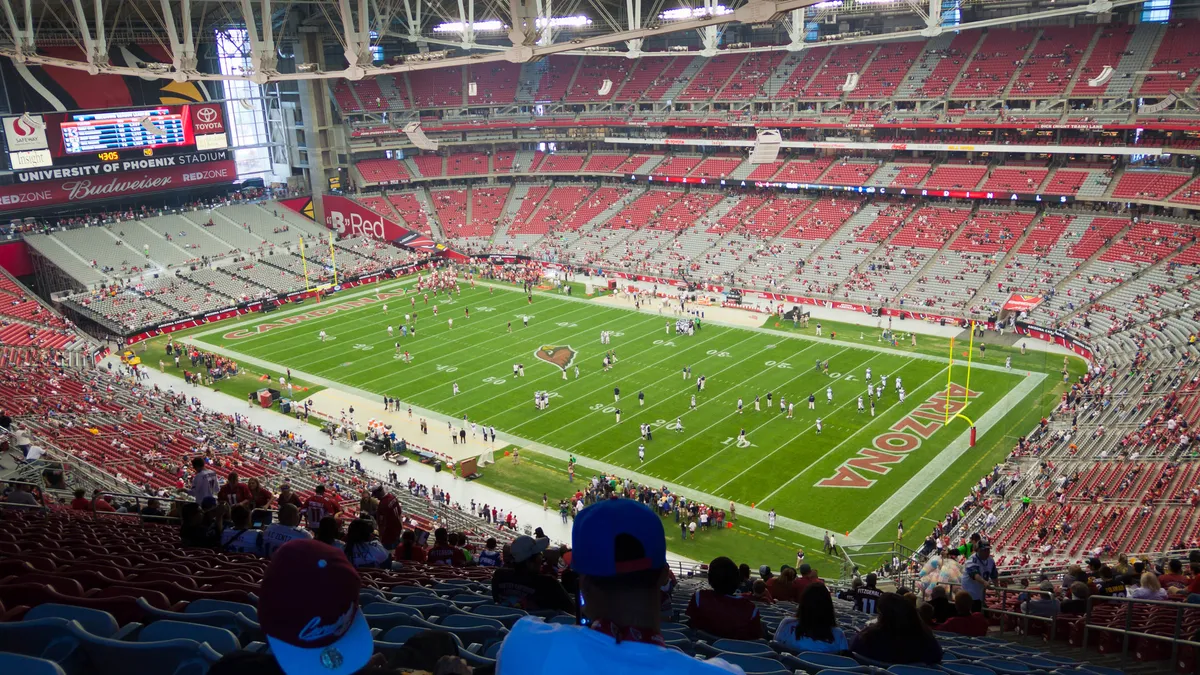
[[387, 325, 393, 337], [816, 418, 823, 434], [382, 304, 388, 314], [858, 396, 864, 413], [865, 367, 872, 382], [673, 417, 684, 431], [737, 398, 743, 414], [452, 382, 460, 396], [1006, 356, 1012, 370], [788, 402, 794, 418], [826, 386, 833, 404], [880, 374, 887, 389], [899, 388, 906, 403], [319, 330, 327, 342], [574, 365, 580, 379], [737, 429, 750, 447], [895, 377, 903, 392], [690, 394, 697, 410], [638, 444, 645, 462], [448, 318, 453, 330], [876, 383, 883, 399]]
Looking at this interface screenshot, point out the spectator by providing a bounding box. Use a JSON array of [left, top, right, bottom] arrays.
[[141, 498, 166, 518], [303, 485, 341, 528], [937, 591, 988, 637], [69, 488, 91, 510], [1132, 572, 1168, 600], [1184, 556, 1200, 601], [1062, 564, 1087, 593], [3, 482, 37, 505], [767, 566, 798, 603], [314, 516, 344, 547], [962, 544, 997, 612], [853, 573, 884, 614], [747, 579, 774, 604], [91, 490, 116, 512], [1022, 581, 1060, 617], [1060, 582, 1090, 614], [1159, 559, 1188, 592], [372, 485, 403, 549], [180, 500, 225, 548], [477, 537, 503, 567], [850, 592, 943, 664], [262, 504, 312, 558], [917, 602, 936, 628], [686, 556, 763, 640], [342, 518, 390, 569], [245, 477, 272, 509], [496, 499, 742, 674], [393, 529, 428, 563], [491, 535, 574, 612], [253, 539, 376, 675], [426, 527, 466, 566], [774, 582, 848, 653], [1095, 566, 1127, 597], [276, 482, 302, 509], [928, 585, 954, 623], [792, 563, 822, 598], [189, 457, 219, 503], [736, 564, 754, 594], [220, 505, 264, 555]]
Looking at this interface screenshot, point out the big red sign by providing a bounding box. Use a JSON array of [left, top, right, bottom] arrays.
[[190, 104, 226, 135], [0, 159, 237, 212], [322, 194, 410, 240]]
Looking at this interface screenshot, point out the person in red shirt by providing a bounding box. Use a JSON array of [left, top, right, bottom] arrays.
[[426, 527, 466, 566], [303, 485, 341, 529], [245, 477, 273, 508], [1158, 559, 1189, 592], [686, 556, 763, 640], [91, 490, 116, 513], [768, 566, 799, 603], [372, 485, 404, 549], [937, 591, 989, 637], [69, 488, 91, 511], [393, 529, 427, 563], [792, 563, 824, 598], [217, 471, 253, 507]]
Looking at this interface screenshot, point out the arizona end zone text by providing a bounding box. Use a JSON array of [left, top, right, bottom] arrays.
[[817, 384, 981, 489], [221, 292, 410, 339]]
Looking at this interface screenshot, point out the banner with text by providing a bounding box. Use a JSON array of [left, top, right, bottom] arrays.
[[0, 159, 237, 212]]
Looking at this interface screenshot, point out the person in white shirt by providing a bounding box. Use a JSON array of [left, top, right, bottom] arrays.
[[220, 505, 264, 556], [262, 504, 312, 557], [189, 457, 219, 503], [497, 500, 741, 675], [23, 444, 45, 462], [342, 518, 392, 569]]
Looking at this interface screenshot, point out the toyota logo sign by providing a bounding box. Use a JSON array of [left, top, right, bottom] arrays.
[[191, 105, 225, 134]]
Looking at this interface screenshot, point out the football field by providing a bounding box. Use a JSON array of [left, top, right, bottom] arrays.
[[185, 278, 1059, 546]]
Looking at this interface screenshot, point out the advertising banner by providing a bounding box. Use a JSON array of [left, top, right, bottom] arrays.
[[0, 159, 237, 211]]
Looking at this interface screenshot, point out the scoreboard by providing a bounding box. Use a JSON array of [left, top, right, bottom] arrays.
[[61, 108, 190, 155], [2, 103, 228, 172]]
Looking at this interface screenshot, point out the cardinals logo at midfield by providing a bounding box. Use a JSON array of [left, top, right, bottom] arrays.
[[535, 345, 576, 372]]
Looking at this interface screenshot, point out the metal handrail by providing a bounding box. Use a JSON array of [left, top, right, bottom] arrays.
[[1081, 594, 1200, 665], [0, 478, 48, 509]]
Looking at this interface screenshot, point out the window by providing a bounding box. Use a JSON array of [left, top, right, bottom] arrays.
[[1141, 0, 1171, 23], [215, 28, 272, 178]]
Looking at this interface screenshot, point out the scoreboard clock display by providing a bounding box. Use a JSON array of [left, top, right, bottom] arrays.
[[60, 108, 190, 155]]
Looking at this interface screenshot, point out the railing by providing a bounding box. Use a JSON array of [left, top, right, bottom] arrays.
[[1081, 594, 1200, 665]]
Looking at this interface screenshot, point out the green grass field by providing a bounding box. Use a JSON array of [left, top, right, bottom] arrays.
[[170, 276, 1079, 567]]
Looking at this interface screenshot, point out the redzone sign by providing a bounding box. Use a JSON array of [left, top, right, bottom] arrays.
[[0, 159, 237, 211], [817, 384, 980, 489]]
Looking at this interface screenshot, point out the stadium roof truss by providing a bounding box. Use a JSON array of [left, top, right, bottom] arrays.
[[0, 0, 1147, 84]]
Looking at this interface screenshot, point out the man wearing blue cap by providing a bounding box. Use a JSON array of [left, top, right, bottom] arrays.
[[497, 500, 744, 674]]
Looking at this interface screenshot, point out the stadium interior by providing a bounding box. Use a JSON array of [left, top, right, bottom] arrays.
[[0, 0, 1199, 673]]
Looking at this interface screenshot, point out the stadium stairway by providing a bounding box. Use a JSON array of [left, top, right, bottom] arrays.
[[943, 32, 988, 98], [894, 33, 956, 98], [891, 206, 973, 305], [1062, 28, 1104, 93], [1107, 23, 1164, 98], [414, 188, 445, 241], [660, 56, 709, 101], [759, 51, 808, 98], [958, 210, 1049, 313]]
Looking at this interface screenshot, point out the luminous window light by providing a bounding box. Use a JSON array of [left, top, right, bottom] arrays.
[[432, 19, 506, 33], [535, 15, 593, 28], [659, 5, 733, 21]]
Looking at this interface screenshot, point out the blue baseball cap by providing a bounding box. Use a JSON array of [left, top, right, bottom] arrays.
[[572, 500, 666, 577]]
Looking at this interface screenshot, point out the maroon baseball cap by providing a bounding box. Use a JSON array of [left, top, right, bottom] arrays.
[[259, 539, 372, 674]]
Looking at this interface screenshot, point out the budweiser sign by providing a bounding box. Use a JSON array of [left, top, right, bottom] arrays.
[[0, 160, 237, 212]]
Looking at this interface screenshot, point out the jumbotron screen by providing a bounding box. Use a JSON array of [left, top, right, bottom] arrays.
[[60, 108, 190, 155]]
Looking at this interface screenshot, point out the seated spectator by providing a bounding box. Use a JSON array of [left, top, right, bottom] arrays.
[[491, 535, 574, 612], [768, 565, 798, 603], [496, 500, 742, 674], [937, 591, 988, 637], [393, 529, 427, 563], [737, 563, 754, 594], [220, 505, 265, 555], [276, 482, 301, 509], [774, 582, 848, 653], [342, 518, 390, 568], [1060, 581, 1090, 614], [245, 477, 272, 508], [180, 500, 225, 548], [141, 498, 166, 518], [314, 516, 344, 547], [1132, 572, 1168, 600], [477, 537, 503, 567], [69, 488, 91, 510], [426, 527, 466, 566], [917, 602, 936, 628], [262, 503, 312, 557], [1095, 566, 1127, 597], [2, 482, 38, 505], [850, 592, 943, 664], [748, 579, 774, 604], [1159, 559, 1189, 592], [1022, 581, 1060, 616], [853, 573, 885, 614], [928, 585, 954, 623], [686, 556, 763, 640], [217, 471, 251, 507], [91, 489, 116, 512]]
